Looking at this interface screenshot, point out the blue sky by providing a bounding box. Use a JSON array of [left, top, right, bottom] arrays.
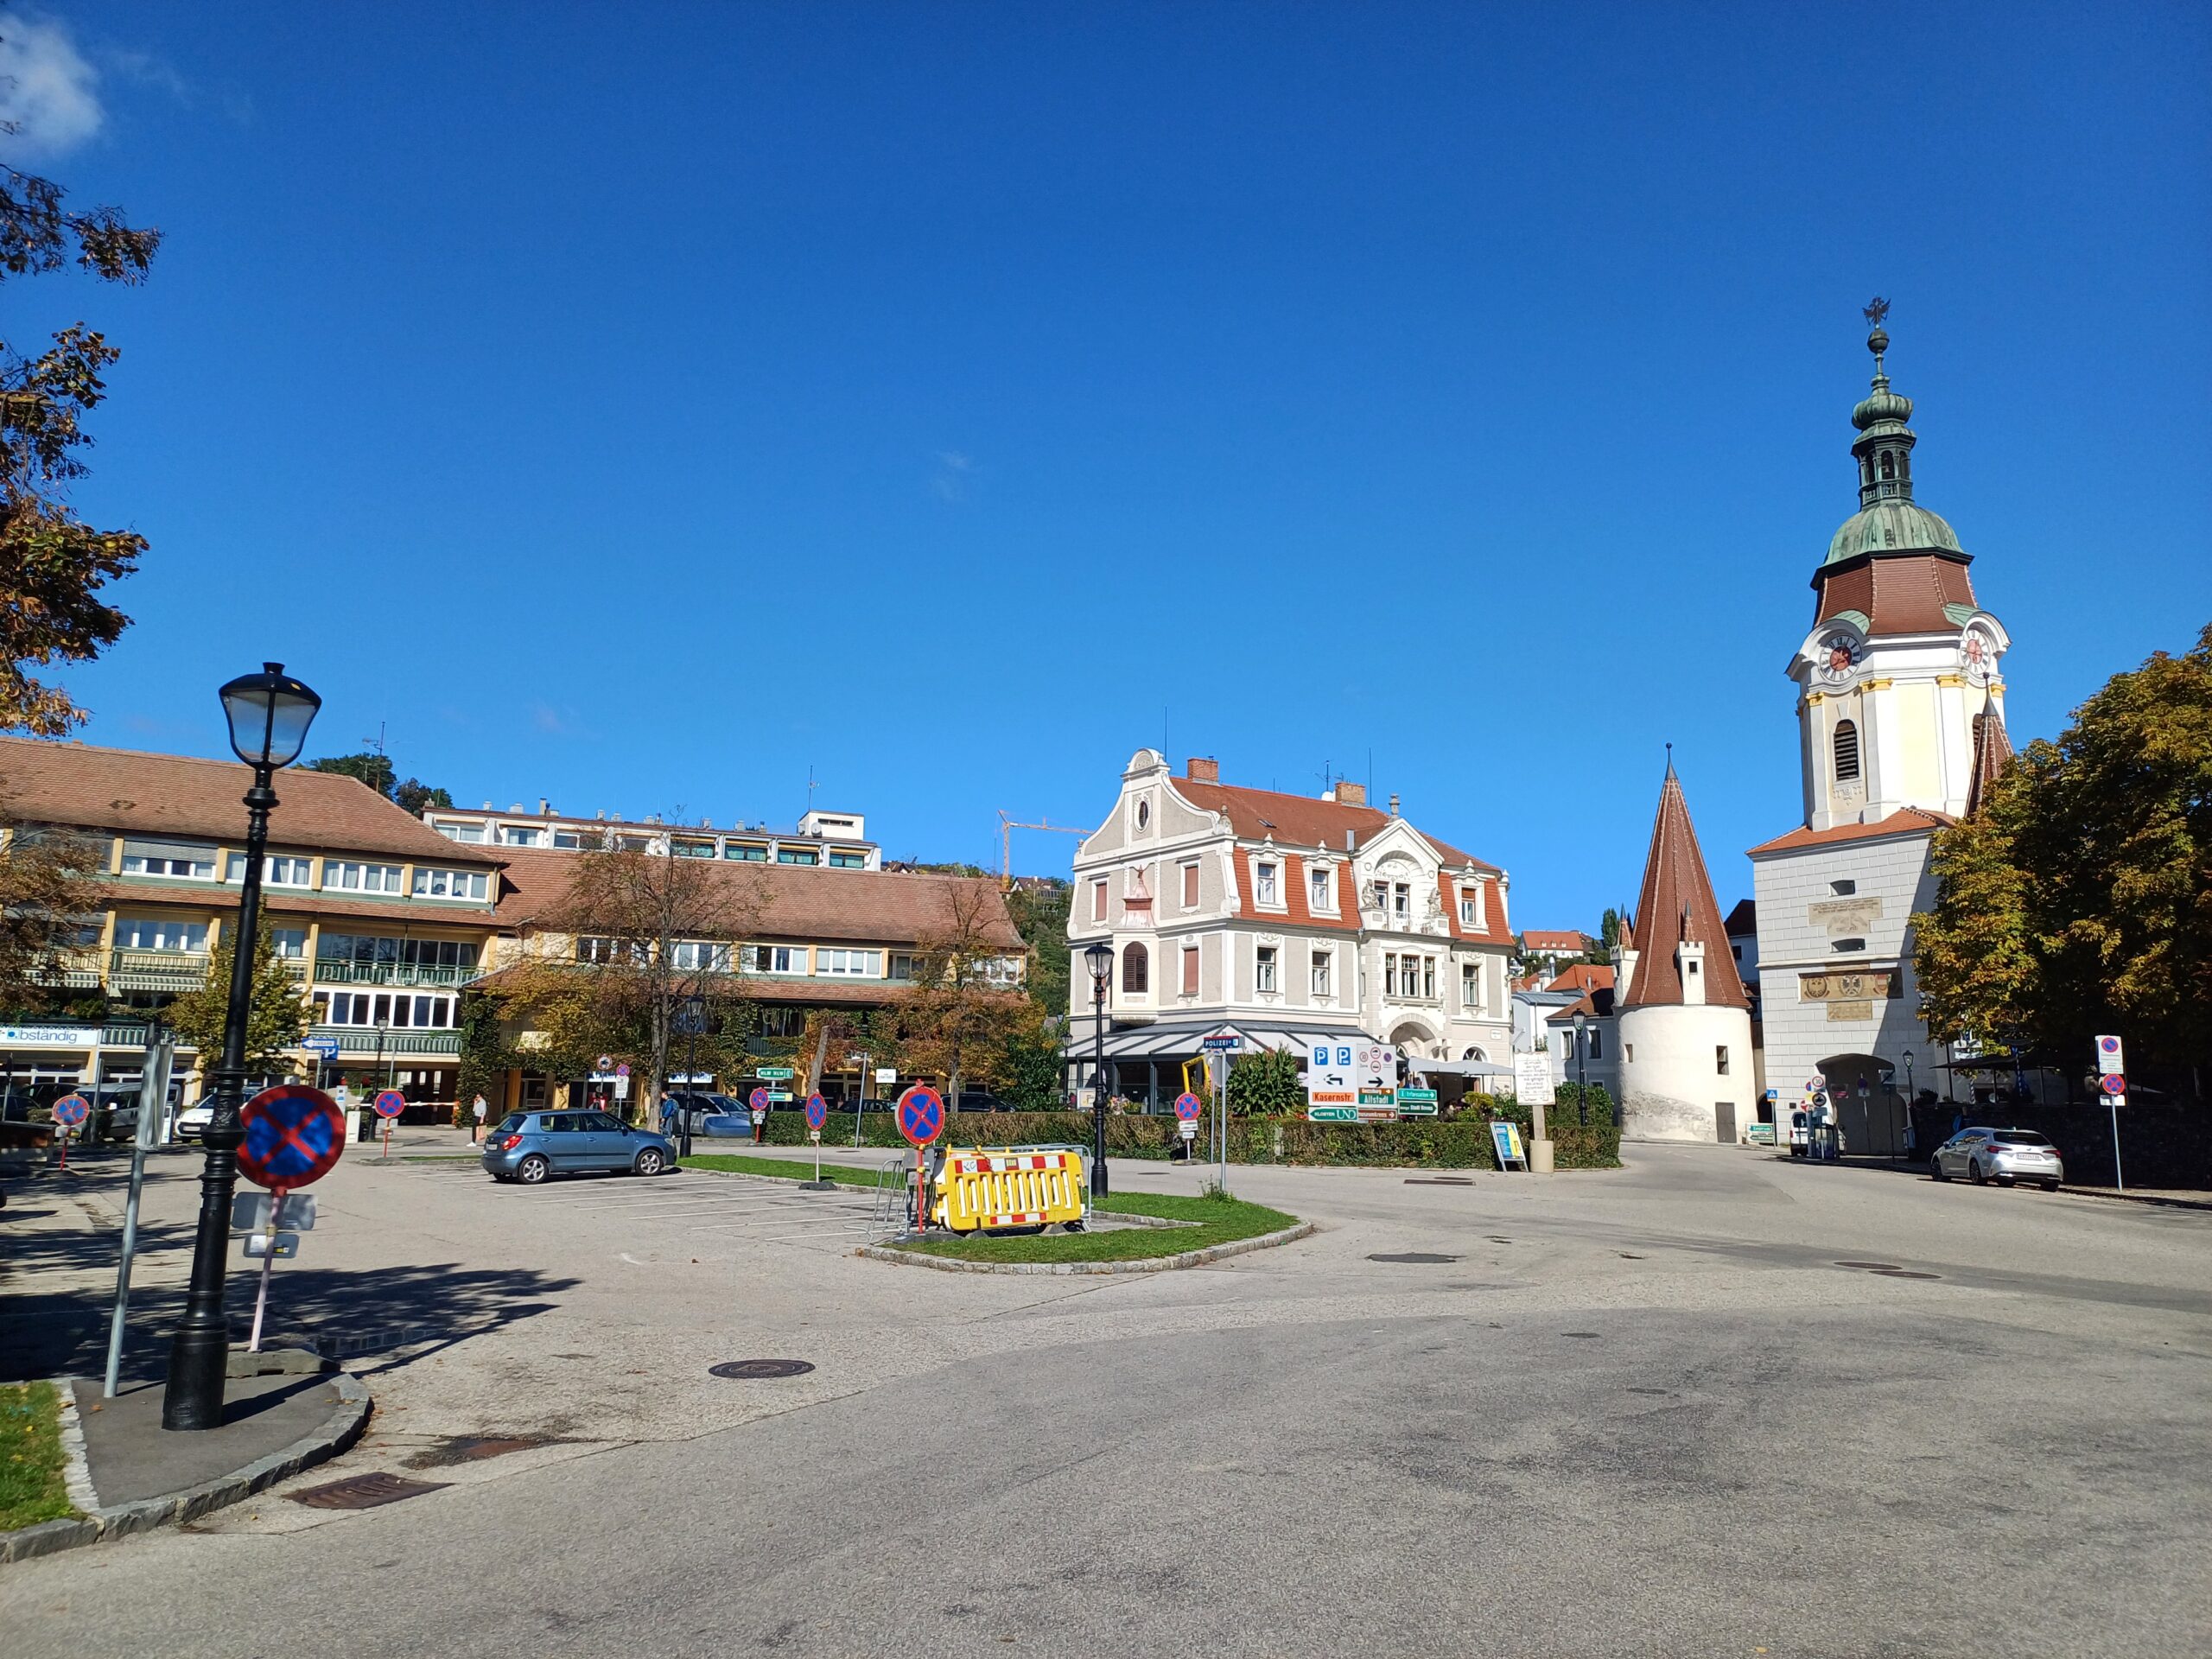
[[9, 3, 2209, 923]]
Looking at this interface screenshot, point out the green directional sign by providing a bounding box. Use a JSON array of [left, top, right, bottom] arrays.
[[1396, 1088, 1439, 1115], [1357, 1089, 1397, 1106], [1306, 1105, 1358, 1123], [756, 1067, 796, 1080], [767, 1090, 794, 1102]]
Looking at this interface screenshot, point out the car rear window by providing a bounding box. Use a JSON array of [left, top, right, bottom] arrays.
[[1993, 1131, 2052, 1146]]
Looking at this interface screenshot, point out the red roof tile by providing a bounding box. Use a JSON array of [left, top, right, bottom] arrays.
[[1815, 550, 1978, 633], [1746, 809, 1955, 857], [0, 737, 500, 866], [1544, 963, 1614, 995], [1173, 779, 1499, 873], [490, 845, 1023, 950], [1522, 930, 1591, 952], [1620, 766, 1750, 1012]]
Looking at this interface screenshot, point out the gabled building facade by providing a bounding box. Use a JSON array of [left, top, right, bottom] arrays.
[[1065, 750, 1514, 1107]]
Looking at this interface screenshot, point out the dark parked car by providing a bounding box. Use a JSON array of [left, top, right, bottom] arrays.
[[661, 1091, 746, 1135], [481, 1109, 676, 1185]]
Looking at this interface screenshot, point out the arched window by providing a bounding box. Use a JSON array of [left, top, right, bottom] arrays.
[[1879, 452, 1896, 480], [1121, 943, 1147, 994], [1834, 719, 1861, 782]]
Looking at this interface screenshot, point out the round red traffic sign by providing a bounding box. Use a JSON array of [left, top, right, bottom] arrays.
[[804, 1093, 828, 1131], [896, 1084, 944, 1147], [52, 1093, 91, 1128], [238, 1084, 346, 1191], [2101, 1072, 2126, 1096], [748, 1087, 771, 1115], [1173, 1090, 1203, 1122], [372, 1089, 407, 1119]]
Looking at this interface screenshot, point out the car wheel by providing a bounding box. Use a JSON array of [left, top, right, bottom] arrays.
[[2043, 1180, 2061, 1193], [1930, 1157, 1948, 1182], [633, 1147, 667, 1177], [1969, 1158, 1987, 1185], [517, 1154, 551, 1185]]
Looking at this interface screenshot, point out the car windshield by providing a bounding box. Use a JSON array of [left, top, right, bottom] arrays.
[[1994, 1131, 2052, 1146]]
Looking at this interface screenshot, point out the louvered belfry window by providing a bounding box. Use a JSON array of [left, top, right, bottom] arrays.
[[1834, 720, 1861, 782]]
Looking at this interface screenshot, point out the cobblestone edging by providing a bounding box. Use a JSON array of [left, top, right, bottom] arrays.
[[855, 1218, 1317, 1276], [0, 1373, 372, 1565]]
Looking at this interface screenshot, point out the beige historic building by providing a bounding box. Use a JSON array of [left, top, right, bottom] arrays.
[[0, 736, 504, 1105], [1065, 750, 1515, 1107]]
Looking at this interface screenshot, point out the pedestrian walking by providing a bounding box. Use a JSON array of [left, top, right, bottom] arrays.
[[470, 1093, 487, 1143]]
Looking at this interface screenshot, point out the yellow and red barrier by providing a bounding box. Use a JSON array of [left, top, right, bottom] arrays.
[[931, 1147, 1087, 1233]]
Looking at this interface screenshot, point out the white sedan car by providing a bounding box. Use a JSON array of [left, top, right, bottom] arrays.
[[1931, 1126, 2064, 1191], [173, 1102, 214, 1143]]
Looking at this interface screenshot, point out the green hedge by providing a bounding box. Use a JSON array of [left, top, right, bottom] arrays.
[[760, 1108, 1618, 1170]]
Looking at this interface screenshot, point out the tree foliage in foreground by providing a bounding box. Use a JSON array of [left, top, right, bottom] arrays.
[[1914, 624, 2212, 1092], [1, 138, 161, 734]]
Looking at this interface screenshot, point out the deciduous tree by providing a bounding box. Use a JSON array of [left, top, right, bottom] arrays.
[[0, 818, 106, 1018], [163, 929, 313, 1077], [893, 879, 1033, 1107], [2, 137, 160, 734], [1915, 625, 2212, 1094]]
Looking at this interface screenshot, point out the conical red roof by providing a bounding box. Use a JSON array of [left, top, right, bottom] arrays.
[[1964, 691, 2014, 817], [1620, 763, 1750, 1011]]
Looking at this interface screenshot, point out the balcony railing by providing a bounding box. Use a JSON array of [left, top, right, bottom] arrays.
[[309, 1025, 462, 1057], [309, 959, 484, 988], [109, 949, 211, 992]]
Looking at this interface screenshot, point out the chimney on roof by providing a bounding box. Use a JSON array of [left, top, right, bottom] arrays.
[[1388, 792, 1400, 817], [1335, 781, 1367, 808], [595, 809, 606, 820], [1185, 756, 1218, 783], [510, 803, 524, 813], [481, 800, 493, 810], [538, 798, 550, 816]]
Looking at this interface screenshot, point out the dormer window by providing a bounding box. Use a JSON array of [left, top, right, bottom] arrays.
[[1255, 861, 1278, 906], [1309, 864, 1332, 910]]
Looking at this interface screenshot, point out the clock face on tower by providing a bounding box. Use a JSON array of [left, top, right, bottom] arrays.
[[1818, 632, 1862, 682], [1961, 628, 1995, 684]]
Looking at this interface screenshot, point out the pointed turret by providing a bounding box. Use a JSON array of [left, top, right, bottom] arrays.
[[1619, 759, 1749, 1011], [1964, 688, 2015, 817]]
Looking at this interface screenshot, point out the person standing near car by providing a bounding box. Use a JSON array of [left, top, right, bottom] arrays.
[[471, 1093, 487, 1143]]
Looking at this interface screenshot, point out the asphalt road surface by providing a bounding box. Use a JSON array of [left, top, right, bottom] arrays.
[[5, 1139, 2209, 1657]]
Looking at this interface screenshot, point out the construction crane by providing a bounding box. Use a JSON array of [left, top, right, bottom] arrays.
[[997, 811, 1090, 889]]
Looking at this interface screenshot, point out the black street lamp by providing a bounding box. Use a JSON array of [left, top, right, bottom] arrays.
[[1572, 1010, 1589, 1122], [162, 664, 320, 1431], [1084, 940, 1113, 1199]]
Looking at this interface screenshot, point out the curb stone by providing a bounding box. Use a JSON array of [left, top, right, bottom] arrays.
[[1, 1373, 372, 1564], [856, 1218, 1317, 1275]]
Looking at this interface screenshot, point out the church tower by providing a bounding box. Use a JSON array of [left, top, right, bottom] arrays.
[[1789, 310, 2011, 832], [1749, 306, 2018, 1154]]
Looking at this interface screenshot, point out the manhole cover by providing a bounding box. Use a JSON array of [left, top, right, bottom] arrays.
[[1835, 1261, 1902, 1271], [709, 1359, 816, 1380], [405, 1436, 552, 1469], [1405, 1177, 1474, 1186], [1487, 1236, 1513, 1244], [289, 1471, 449, 1510], [1367, 1252, 1461, 1264], [1872, 1268, 1942, 1280], [1627, 1387, 1669, 1395], [1562, 1332, 1602, 1339]]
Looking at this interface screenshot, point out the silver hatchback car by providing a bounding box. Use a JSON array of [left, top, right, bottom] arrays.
[[1931, 1126, 2064, 1191]]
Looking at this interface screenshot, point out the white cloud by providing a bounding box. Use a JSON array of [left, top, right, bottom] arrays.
[[0, 11, 104, 156], [931, 450, 976, 503]]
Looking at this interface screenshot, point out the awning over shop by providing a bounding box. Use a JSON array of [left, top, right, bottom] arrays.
[[1406, 1057, 1516, 1081], [1084, 1021, 1354, 1062]]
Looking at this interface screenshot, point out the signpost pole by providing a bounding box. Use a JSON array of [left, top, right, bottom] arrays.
[[2111, 1092, 2125, 1193], [2096, 1035, 2127, 1193], [246, 1187, 285, 1352], [104, 1032, 171, 1397]]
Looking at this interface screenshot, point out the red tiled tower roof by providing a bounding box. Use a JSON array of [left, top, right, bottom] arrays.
[[1619, 761, 1750, 1012], [1964, 690, 2015, 817]]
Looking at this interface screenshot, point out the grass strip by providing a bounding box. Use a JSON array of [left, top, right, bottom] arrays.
[[680, 1153, 886, 1190], [894, 1189, 1298, 1265], [0, 1380, 75, 1532]]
